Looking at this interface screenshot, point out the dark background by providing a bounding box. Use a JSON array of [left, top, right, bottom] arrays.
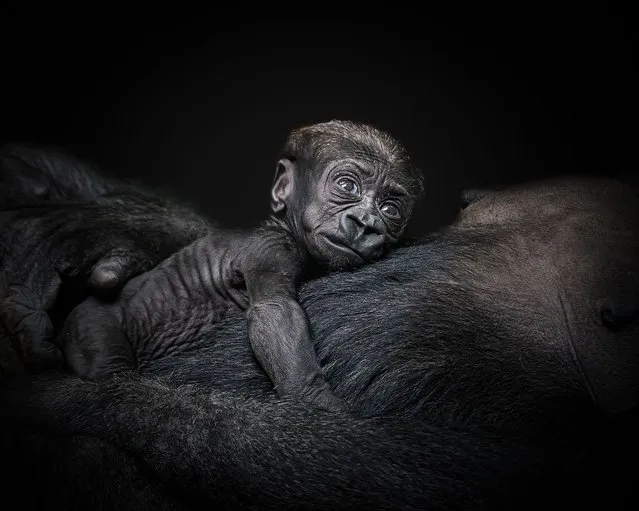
[[1, 13, 636, 236]]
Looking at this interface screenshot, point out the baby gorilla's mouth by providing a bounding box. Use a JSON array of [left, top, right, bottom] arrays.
[[320, 235, 366, 263]]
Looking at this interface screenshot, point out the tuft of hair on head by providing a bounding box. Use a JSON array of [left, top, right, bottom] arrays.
[[279, 120, 424, 198]]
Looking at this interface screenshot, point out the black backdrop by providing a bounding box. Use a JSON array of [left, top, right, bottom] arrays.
[[1, 13, 636, 236]]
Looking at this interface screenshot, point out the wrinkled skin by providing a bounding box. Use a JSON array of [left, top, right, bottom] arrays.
[[275, 121, 421, 269], [57, 121, 423, 411], [1, 167, 638, 509]]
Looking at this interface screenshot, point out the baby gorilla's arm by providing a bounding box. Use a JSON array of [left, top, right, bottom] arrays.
[[243, 229, 346, 411], [246, 299, 345, 410]]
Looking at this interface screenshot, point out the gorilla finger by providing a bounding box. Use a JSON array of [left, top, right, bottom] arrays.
[[89, 254, 145, 297], [307, 389, 349, 413]]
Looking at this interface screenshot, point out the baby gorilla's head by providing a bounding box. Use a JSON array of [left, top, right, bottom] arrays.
[[269, 120, 423, 270]]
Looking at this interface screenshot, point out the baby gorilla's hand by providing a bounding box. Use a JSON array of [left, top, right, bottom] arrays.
[[246, 297, 347, 413], [296, 376, 349, 413]]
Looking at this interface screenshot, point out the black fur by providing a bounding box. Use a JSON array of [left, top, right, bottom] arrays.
[[1, 150, 639, 510], [0, 145, 212, 371]]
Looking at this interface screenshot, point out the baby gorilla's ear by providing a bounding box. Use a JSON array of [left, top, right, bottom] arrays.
[[270, 159, 296, 214]]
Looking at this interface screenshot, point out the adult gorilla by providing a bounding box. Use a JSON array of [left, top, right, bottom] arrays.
[[1, 148, 638, 510]]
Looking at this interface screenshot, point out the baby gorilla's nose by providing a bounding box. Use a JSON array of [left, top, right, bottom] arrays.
[[341, 211, 386, 261]]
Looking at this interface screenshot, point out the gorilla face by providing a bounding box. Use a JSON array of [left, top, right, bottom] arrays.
[[269, 120, 423, 271], [295, 156, 416, 270]]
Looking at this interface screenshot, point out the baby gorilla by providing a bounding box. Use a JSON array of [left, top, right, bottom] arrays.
[[59, 120, 423, 409]]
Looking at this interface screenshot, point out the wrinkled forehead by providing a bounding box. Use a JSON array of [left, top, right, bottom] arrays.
[[311, 137, 420, 193], [313, 134, 399, 165]]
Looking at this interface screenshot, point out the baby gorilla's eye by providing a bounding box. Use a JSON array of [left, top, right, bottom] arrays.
[[336, 177, 359, 195], [380, 202, 401, 220]]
